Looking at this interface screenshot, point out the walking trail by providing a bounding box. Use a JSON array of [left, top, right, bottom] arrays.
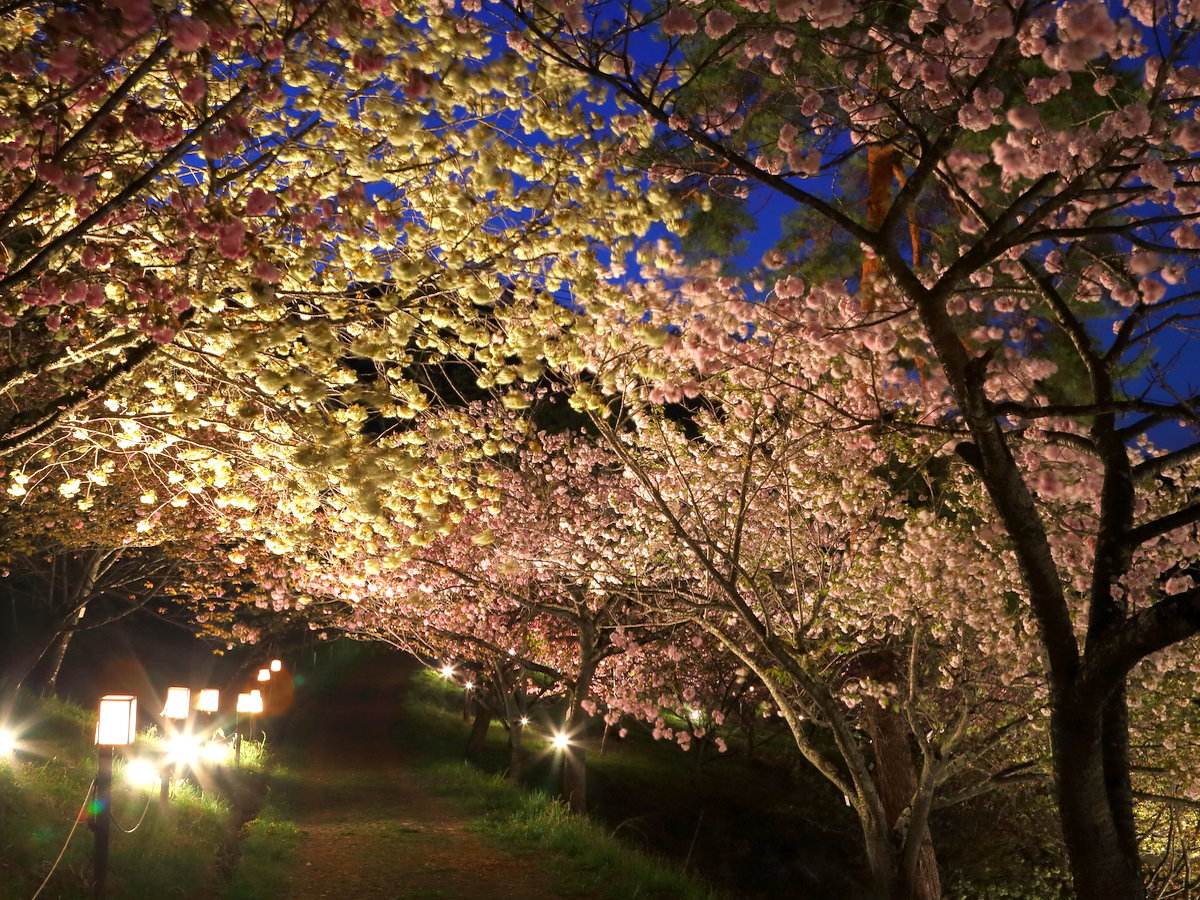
[[274, 651, 571, 900]]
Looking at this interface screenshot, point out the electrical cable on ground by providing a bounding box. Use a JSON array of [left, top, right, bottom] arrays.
[[30, 779, 94, 900], [110, 789, 154, 834]]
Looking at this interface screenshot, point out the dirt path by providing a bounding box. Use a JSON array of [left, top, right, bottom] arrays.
[[276, 652, 572, 900]]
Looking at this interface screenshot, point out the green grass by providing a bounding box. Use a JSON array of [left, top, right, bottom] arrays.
[[397, 669, 727, 900], [223, 805, 304, 900], [400, 668, 875, 900], [421, 759, 723, 900], [0, 690, 265, 900]]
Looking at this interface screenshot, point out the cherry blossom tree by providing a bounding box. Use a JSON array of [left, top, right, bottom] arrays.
[[549, 337, 1051, 896], [0, 0, 667, 513], [491, 0, 1200, 895], [322, 409, 679, 811], [7, 1, 1200, 896], [0, 0, 672, 732]]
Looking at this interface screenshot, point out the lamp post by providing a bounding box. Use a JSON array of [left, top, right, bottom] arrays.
[[160, 687, 189, 810], [93, 695, 136, 900], [192, 689, 222, 763], [234, 691, 263, 767]]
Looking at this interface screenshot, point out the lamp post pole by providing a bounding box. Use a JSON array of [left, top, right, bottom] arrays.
[[91, 745, 112, 899], [93, 693, 136, 899], [159, 762, 170, 811], [160, 687, 190, 812]]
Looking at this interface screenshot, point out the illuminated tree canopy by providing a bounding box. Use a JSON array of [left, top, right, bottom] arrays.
[[4, 0, 1200, 897]]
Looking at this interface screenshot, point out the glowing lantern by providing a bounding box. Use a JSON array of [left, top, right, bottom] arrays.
[[269, 659, 282, 672], [195, 689, 219, 713], [236, 691, 264, 715], [96, 695, 137, 746], [162, 687, 190, 720], [256, 668, 271, 683]]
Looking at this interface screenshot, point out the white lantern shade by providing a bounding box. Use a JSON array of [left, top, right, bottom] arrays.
[[195, 688, 219, 712], [96, 695, 138, 746], [162, 686, 190, 720], [269, 659, 282, 672], [236, 691, 264, 714], [256, 668, 271, 682]]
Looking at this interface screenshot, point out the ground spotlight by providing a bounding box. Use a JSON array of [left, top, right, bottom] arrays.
[[166, 730, 204, 767]]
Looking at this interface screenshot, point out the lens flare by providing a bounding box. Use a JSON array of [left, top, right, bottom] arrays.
[[202, 740, 232, 765], [124, 758, 160, 788], [166, 731, 204, 767]]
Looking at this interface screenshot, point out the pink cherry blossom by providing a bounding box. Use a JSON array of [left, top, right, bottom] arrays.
[[704, 10, 738, 38], [254, 260, 283, 283], [661, 8, 698, 36], [216, 220, 247, 259], [181, 76, 207, 105], [170, 16, 210, 53], [245, 188, 275, 216]]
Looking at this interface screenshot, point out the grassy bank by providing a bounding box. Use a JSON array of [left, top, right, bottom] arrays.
[[393, 667, 728, 900], [0, 691, 268, 899]]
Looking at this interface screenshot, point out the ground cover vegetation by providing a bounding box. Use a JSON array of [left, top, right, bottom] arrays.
[[0, 690, 266, 899], [4, 0, 1200, 898]]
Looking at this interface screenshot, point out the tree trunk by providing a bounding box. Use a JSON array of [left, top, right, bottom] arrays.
[[860, 817, 903, 900], [861, 143, 897, 304], [463, 702, 491, 761], [508, 717, 524, 783], [863, 701, 941, 900], [1053, 704, 1145, 900], [497, 670, 528, 784], [561, 741, 587, 814], [560, 637, 600, 814], [44, 604, 87, 692], [42, 630, 74, 692]]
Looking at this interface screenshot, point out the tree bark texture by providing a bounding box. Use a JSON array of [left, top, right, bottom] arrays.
[[863, 701, 942, 900], [1053, 704, 1146, 900], [463, 702, 491, 761]]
